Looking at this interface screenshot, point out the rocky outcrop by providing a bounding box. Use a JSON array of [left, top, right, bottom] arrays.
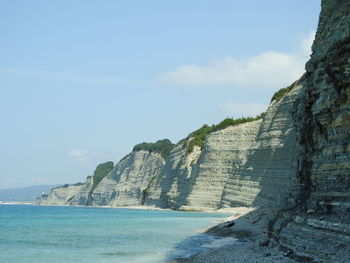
[[40, 1, 350, 260], [143, 142, 203, 209], [90, 150, 165, 206], [270, 1, 350, 261], [40, 150, 165, 207], [41, 80, 303, 211], [144, 79, 302, 211], [184, 120, 262, 210], [144, 120, 263, 210], [39, 184, 84, 206], [221, 83, 302, 210], [68, 176, 94, 205]]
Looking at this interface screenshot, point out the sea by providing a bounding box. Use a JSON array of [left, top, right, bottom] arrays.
[[0, 205, 229, 263]]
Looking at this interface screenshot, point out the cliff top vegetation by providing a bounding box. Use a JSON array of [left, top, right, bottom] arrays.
[[92, 161, 114, 191], [133, 139, 175, 160], [270, 74, 305, 103], [270, 85, 294, 103], [183, 113, 266, 154]]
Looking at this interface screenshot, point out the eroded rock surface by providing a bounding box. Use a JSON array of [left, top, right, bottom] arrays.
[[271, 1, 350, 261], [40, 184, 84, 206], [40, 1, 350, 261], [90, 150, 165, 206]]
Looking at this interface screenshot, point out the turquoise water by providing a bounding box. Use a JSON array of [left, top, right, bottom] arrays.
[[0, 205, 227, 263]]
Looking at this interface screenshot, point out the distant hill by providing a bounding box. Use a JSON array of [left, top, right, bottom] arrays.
[[0, 185, 57, 201]]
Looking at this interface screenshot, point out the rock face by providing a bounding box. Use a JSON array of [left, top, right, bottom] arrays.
[[271, 1, 350, 261], [221, 84, 302, 210], [143, 143, 203, 209], [39, 184, 85, 206], [40, 150, 165, 207], [90, 150, 165, 206], [184, 120, 262, 210], [144, 120, 264, 210], [41, 80, 303, 211], [144, 80, 302, 211], [68, 176, 94, 205], [40, 1, 350, 261]]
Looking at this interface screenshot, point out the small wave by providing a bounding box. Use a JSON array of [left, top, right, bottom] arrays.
[[100, 251, 155, 257], [166, 234, 238, 261], [201, 237, 237, 248]]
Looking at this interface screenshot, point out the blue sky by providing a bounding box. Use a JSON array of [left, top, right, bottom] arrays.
[[0, 0, 321, 189]]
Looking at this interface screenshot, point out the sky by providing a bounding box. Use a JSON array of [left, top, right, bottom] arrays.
[[0, 0, 321, 189]]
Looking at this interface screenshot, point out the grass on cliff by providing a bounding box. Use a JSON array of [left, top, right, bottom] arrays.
[[184, 113, 266, 154], [270, 85, 294, 103], [133, 139, 175, 160], [270, 74, 305, 103], [91, 161, 114, 191]]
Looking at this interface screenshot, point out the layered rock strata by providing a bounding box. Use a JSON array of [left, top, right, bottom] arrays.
[[69, 176, 94, 205], [221, 83, 302, 210], [143, 143, 203, 209], [39, 184, 85, 206], [271, 1, 350, 261], [40, 150, 165, 207], [144, 80, 302, 211], [41, 81, 303, 211], [40, 1, 350, 261], [90, 150, 165, 206]]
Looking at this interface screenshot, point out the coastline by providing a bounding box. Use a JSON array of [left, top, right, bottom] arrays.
[[168, 207, 299, 263], [19, 203, 298, 262], [0, 201, 36, 205]]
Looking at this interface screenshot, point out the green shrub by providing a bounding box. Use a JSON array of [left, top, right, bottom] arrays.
[[92, 161, 114, 190], [270, 73, 306, 103], [133, 139, 175, 160], [270, 86, 292, 103], [72, 182, 84, 186], [184, 113, 265, 154]]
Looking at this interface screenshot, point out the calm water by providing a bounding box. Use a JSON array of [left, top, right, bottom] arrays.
[[0, 205, 227, 263]]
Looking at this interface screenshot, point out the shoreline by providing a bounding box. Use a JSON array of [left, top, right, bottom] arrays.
[[0, 201, 36, 205], [169, 207, 300, 263], [38, 202, 240, 214], [7, 203, 299, 262]]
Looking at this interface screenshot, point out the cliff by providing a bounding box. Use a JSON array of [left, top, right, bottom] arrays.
[[40, 1, 350, 261], [90, 150, 165, 206], [40, 183, 85, 206], [40, 77, 304, 211], [40, 150, 166, 207], [143, 77, 302, 211], [41, 81, 301, 210], [270, 1, 350, 261]]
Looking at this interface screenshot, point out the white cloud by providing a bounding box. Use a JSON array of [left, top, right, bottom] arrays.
[[301, 31, 316, 58], [68, 149, 90, 165], [219, 101, 268, 118], [159, 32, 315, 90]]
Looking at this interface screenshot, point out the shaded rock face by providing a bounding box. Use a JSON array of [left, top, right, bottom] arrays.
[[39, 1, 350, 261], [68, 176, 94, 205], [39, 184, 84, 206], [90, 150, 165, 206], [144, 143, 202, 209], [272, 1, 350, 261], [41, 79, 303, 210], [222, 84, 302, 210], [185, 120, 262, 210], [40, 150, 165, 207], [144, 83, 302, 211]]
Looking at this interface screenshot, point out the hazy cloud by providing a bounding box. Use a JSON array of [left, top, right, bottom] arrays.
[[68, 149, 90, 165], [160, 33, 315, 90], [219, 101, 268, 118], [301, 31, 316, 57]]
